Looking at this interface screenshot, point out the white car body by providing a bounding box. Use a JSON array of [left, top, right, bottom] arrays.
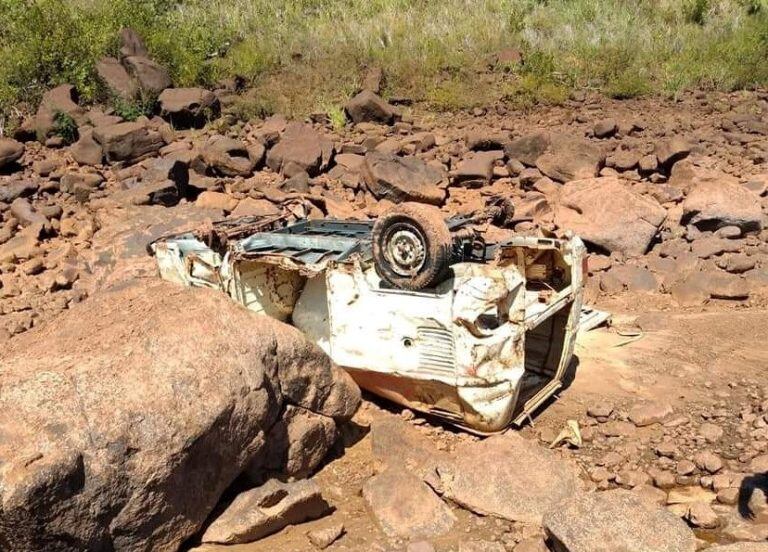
[[151, 216, 587, 432]]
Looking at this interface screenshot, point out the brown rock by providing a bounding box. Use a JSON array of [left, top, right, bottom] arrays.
[[370, 416, 446, 478], [554, 177, 666, 257], [70, 128, 103, 166], [693, 451, 724, 474], [453, 152, 495, 187], [196, 191, 238, 212], [10, 198, 47, 228], [231, 198, 280, 218], [95, 57, 138, 100], [363, 466, 455, 539], [504, 131, 551, 166], [345, 90, 397, 124], [683, 177, 763, 232], [685, 502, 720, 529], [543, 489, 696, 552], [654, 138, 691, 168], [438, 433, 581, 524], [0, 226, 40, 263], [34, 84, 86, 141], [158, 87, 220, 129], [611, 149, 641, 171], [199, 136, 258, 176], [263, 405, 337, 478], [536, 136, 603, 182], [362, 151, 446, 205], [92, 121, 163, 162], [266, 122, 334, 177], [0, 280, 357, 551], [0, 138, 24, 168], [123, 55, 172, 95], [639, 154, 659, 172], [466, 130, 510, 151], [306, 522, 345, 549], [629, 402, 674, 427], [201, 479, 330, 545], [594, 118, 618, 138]]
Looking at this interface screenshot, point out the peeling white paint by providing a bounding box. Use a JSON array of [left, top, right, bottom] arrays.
[[151, 226, 587, 432]]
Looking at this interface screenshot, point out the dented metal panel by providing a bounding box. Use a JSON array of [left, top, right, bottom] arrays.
[[150, 216, 588, 433]]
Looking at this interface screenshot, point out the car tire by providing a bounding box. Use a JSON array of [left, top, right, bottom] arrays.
[[372, 202, 453, 290]]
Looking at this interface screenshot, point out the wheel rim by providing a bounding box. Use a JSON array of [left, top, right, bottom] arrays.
[[384, 223, 427, 277]]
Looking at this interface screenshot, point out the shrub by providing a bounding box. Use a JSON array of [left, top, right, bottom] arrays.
[[52, 111, 78, 144]]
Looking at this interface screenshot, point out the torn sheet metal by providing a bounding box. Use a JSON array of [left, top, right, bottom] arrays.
[[578, 306, 611, 332]]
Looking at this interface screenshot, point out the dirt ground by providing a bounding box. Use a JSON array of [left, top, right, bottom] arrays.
[[184, 291, 768, 552]]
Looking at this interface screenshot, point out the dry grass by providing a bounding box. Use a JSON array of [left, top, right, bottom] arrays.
[[0, 0, 767, 121]]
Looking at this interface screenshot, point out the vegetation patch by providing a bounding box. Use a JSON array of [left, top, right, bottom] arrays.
[[0, 0, 767, 118]]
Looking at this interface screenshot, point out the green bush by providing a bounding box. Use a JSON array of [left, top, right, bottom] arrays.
[[52, 111, 78, 144], [111, 94, 156, 121]]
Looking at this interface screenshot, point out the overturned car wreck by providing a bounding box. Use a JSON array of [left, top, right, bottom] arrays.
[[150, 204, 587, 432]]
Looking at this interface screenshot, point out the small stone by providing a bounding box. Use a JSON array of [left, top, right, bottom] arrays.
[[716, 487, 739, 505], [652, 470, 677, 490], [693, 451, 724, 474], [306, 522, 345, 549], [685, 502, 720, 529], [639, 155, 659, 172], [407, 542, 436, 552], [594, 119, 618, 138], [698, 423, 724, 443], [629, 402, 674, 427], [602, 420, 637, 437], [676, 460, 696, 476], [587, 402, 614, 420]]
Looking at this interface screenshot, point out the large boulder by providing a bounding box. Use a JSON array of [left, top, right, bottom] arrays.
[[344, 90, 397, 124], [438, 433, 581, 524], [199, 135, 261, 177], [362, 151, 446, 205], [266, 122, 334, 177], [158, 87, 220, 129], [504, 131, 551, 166], [682, 178, 763, 232], [70, 128, 104, 166], [555, 177, 666, 257], [536, 136, 603, 183], [0, 137, 24, 168], [0, 279, 359, 551], [34, 84, 87, 141], [92, 121, 164, 163], [543, 489, 697, 552], [123, 56, 172, 96], [96, 57, 139, 100]]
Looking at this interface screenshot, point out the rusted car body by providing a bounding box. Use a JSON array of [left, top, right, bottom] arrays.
[[150, 215, 587, 432]]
